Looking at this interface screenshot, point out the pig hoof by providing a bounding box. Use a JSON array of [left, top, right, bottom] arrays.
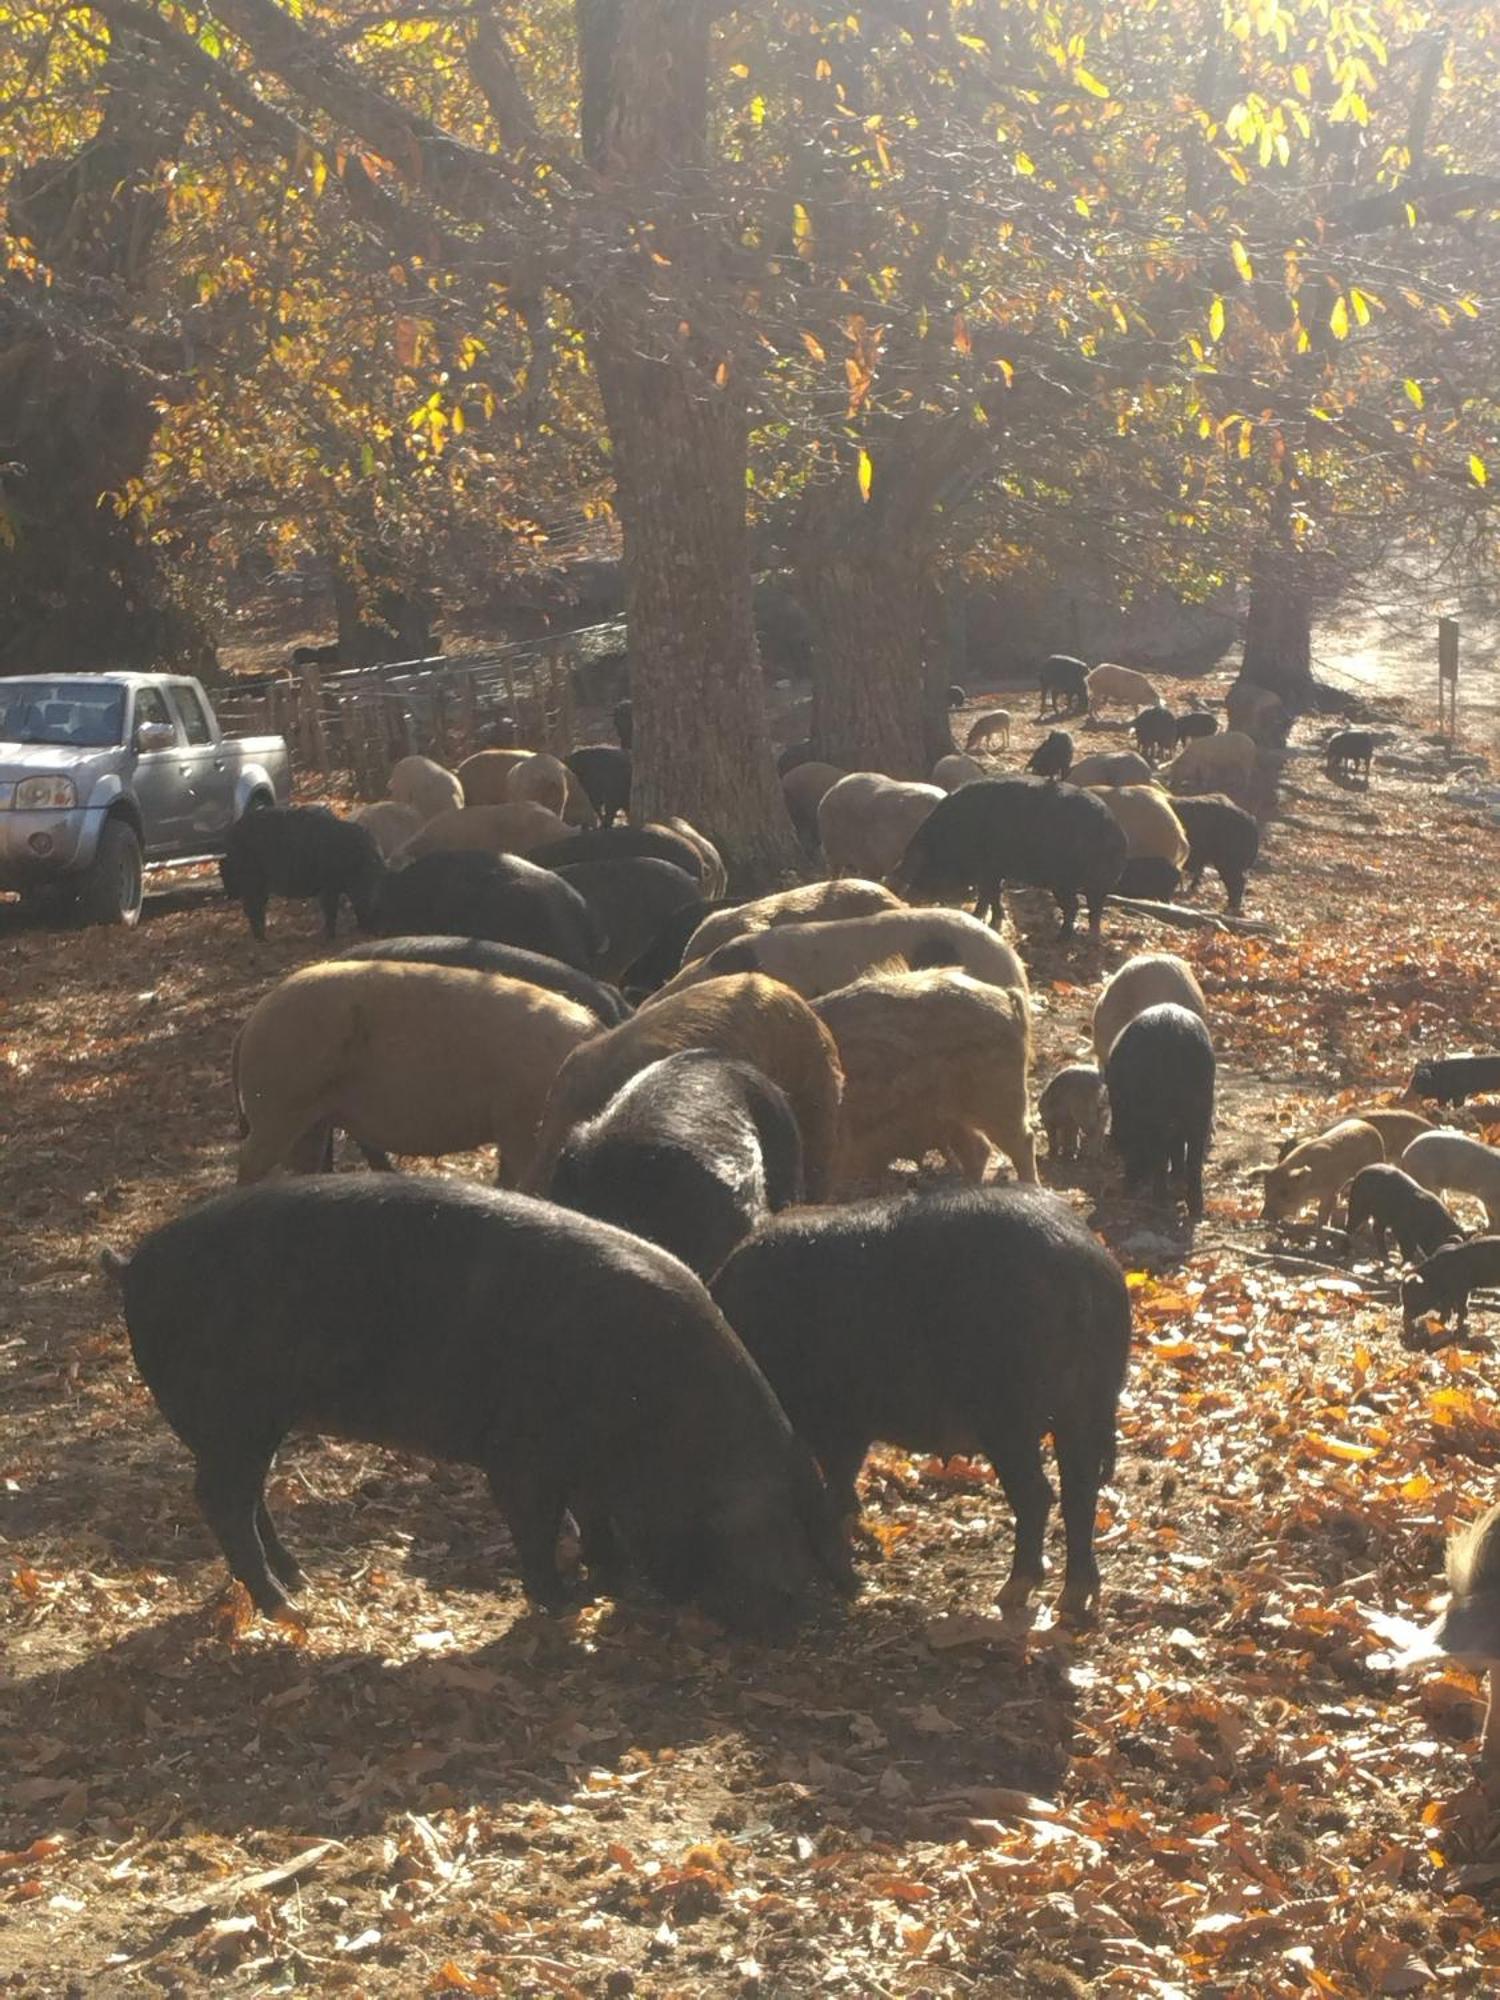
[[1055, 1587, 1099, 1628], [997, 1574, 1041, 1612]]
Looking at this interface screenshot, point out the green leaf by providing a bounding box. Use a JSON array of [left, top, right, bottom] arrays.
[[856, 448, 873, 500]]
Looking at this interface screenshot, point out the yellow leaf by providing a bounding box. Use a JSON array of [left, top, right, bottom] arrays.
[[800, 330, 826, 362], [856, 448, 873, 501], [1349, 287, 1371, 326], [792, 203, 813, 252], [749, 94, 766, 125], [1304, 1433, 1378, 1464], [1015, 151, 1035, 176], [953, 314, 971, 356], [1329, 294, 1350, 339], [1238, 420, 1253, 458], [1404, 378, 1424, 409], [1470, 454, 1489, 488], [1209, 296, 1226, 341], [815, 57, 831, 79], [1292, 62, 1311, 96], [728, 62, 748, 78], [1230, 238, 1253, 284], [1073, 66, 1110, 98]]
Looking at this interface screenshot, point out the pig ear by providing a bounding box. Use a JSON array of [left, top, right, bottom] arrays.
[[1285, 1164, 1311, 1185]]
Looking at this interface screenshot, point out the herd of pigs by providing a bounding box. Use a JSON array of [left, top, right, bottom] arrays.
[[98, 655, 1500, 1763]]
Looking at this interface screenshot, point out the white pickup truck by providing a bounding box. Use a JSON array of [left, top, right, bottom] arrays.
[[0, 672, 290, 925]]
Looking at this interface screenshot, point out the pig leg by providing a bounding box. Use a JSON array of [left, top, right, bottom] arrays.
[[570, 1494, 628, 1594], [943, 1126, 992, 1184], [319, 889, 341, 940], [193, 1450, 286, 1615], [1054, 888, 1079, 938], [1052, 1424, 1105, 1620], [988, 1103, 1037, 1185], [815, 1433, 871, 1528], [984, 1427, 1054, 1609], [255, 1500, 304, 1594], [1184, 1136, 1206, 1218], [484, 1456, 573, 1610]]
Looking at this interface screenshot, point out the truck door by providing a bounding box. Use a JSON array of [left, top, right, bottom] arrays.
[[166, 683, 235, 847], [129, 685, 190, 856]]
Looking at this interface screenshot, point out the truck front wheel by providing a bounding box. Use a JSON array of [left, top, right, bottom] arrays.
[[77, 818, 144, 928]]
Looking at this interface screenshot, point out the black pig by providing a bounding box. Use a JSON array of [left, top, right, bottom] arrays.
[[566, 746, 632, 827], [1106, 1002, 1215, 1215], [555, 857, 703, 983], [1344, 1164, 1463, 1266], [1026, 731, 1075, 781], [103, 1178, 855, 1631], [1132, 706, 1179, 761], [1171, 793, 1259, 913], [713, 1186, 1131, 1619], [1175, 711, 1218, 745], [375, 851, 603, 970], [529, 824, 710, 888], [1407, 1055, 1500, 1108], [892, 774, 1127, 936], [1038, 654, 1089, 716], [338, 936, 630, 1026], [550, 1051, 803, 1279], [220, 806, 384, 942], [1115, 856, 1182, 901], [1401, 1236, 1500, 1346]]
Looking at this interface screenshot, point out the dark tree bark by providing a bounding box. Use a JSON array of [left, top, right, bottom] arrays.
[[1241, 558, 1313, 709], [0, 28, 208, 672], [794, 418, 986, 777], [797, 504, 930, 778], [577, 0, 799, 883]]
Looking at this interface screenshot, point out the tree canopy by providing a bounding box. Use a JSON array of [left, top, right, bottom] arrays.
[[1, 0, 1495, 863]]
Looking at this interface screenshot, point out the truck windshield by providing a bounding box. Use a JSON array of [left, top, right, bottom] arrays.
[[0, 681, 127, 748]]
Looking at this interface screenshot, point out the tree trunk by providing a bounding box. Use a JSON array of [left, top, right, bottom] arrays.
[[799, 531, 930, 778], [1241, 561, 1313, 709], [577, 0, 798, 884]]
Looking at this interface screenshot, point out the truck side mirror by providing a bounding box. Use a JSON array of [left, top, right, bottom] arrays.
[[135, 721, 176, 753]]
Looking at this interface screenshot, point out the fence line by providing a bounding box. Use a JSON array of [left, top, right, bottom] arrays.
[[211, 622, 625, 797]]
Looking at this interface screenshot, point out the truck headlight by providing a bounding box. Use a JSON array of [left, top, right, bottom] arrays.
[[15, 776, 78, 810]]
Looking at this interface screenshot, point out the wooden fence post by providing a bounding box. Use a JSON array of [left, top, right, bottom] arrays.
[[297, 666, 329, 773]]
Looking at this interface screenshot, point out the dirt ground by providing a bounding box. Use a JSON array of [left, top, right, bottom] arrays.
[[2, 637, 1499, 1998]]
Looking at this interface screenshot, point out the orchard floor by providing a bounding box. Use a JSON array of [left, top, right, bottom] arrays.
[[2, 674, 1499, 1998]]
